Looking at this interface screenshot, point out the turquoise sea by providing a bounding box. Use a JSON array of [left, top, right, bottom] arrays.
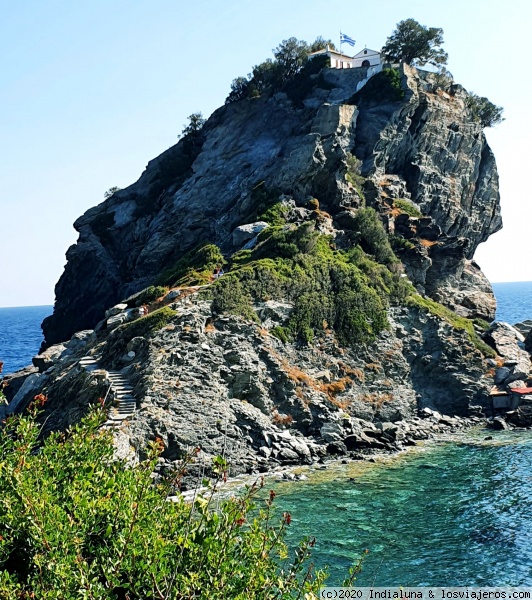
[[278, 432, 532, 586], [1, 284, 532, 585]]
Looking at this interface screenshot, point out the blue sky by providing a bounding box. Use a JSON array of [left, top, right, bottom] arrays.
[[1, 0, 530, 307]]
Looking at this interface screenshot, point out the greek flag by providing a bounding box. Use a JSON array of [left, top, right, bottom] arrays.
[[340, 32, 356, 47]]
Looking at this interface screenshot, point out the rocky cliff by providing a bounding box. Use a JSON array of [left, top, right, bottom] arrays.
[[4, 61, 518, 476], [42, 64, 501, 346]]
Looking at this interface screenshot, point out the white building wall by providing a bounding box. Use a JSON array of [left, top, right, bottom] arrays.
[[352, 49, 381, 68]]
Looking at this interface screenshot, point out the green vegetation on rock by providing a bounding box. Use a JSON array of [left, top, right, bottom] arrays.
[[158, 244, 225, 287], [120, 306, 176, 341], [345, 154, 366, 200], [407, 294, 496, 357], [132, 285, 168, 307], [350, 68, 405, 105], [226, 37, 334, 104], [0, 405, 333, 598], [258, 201, 289, 227], [212, 213, 410, 346], [466, 93, 504, 128], [393, 199, 422, 218], [381, 18, 448, 68]]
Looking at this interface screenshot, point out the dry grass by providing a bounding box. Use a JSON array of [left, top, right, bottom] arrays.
[[338, 362, 365, 383], [419, 238, 438, 248], [294, 386, 305, 400], [360, 391, 394, 408], [272, 410, 294, 426], [319, 377, 351, 399], [204, 321, 216, 334]]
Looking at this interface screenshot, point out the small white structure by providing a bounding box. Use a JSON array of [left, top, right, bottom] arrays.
[[308, 46, 355, 69], [352, 48, 381, 68], [309, 45, 382, 70]]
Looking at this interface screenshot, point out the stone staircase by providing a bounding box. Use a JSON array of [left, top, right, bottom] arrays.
[[79, 356, 137, 428]]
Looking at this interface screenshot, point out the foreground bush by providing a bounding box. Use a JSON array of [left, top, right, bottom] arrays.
[[0, 401, 330, 599]]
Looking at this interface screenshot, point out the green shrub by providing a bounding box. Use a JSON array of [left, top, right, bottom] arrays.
[[0, 406, 331, 598], [349, 68, 405, 105], [253, 222, 319, 261], [120, 306, 176, 342], [132, 285, 168, 307], [389, 234, 416, 252], [230, 249, 253, 267], [158, 244, 225, 287], [351, 208, 398, 266], [211, 276, 258, 322], [249, 182, 280, 223], [282, 54, 333, 107], [258, 202, 289, 227], [225, 36, 334, 104], [270, 326, 290, 343], [345, 154, 366, 200], [211, 222, 405, 346], [394, 199, 422, 218], [465, 93, 504, 128]]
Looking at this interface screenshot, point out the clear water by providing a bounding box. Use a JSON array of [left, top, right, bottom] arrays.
[[0, 305, 52, 375], [277, 433, 532, 586], [493, 281, 532, 324]]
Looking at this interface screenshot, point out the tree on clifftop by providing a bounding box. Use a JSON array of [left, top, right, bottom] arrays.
[[382, 18, 448, 68]]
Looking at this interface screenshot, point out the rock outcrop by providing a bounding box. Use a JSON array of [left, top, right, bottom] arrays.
[[42, 64, 500, 346], [4, 60, 516, 473], [11, 288, 493, 475]]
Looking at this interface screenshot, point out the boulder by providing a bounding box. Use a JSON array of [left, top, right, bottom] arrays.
[[288, 437, 311, 460], [232, 222, 269, 246], [326, 441, 347, 455], [484, 322, 530, 383], [1, 366, 39, 402], [484, 322, 525, 358], [344, 432, 386, 450], [105, 303, 128, 318], [320, 422, 345, 443], [277, 448, 299, 463], [7, 373, 48, 414], [32, 344, 67, 373], [490, 417, 510, 431], [107, 308, 143, 331], [106, 312, 129, 330], [65, 330, 95, 352], [513, 319, 532, 338], [494, 367, 511, 385], [506, 398, 532, 427], [255, 301, 294, 326]]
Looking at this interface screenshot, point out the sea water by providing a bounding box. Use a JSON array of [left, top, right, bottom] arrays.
[[0, 305, 52, 374], [278, 433, 532, 586], [493, 281, 532, 324]]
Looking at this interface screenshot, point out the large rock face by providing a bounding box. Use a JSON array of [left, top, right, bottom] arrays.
[[42, 64, 501, 346], [27, 293, 493, 475]]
